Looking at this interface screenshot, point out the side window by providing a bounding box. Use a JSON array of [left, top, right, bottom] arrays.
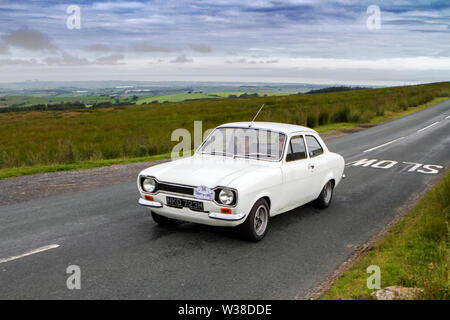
[[305, 135, 324, 157], [286, 136, 307, 162]]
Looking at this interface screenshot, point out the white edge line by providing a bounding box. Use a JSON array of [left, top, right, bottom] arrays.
[[363, 137, 405, 153], [0, 244, 60, 264], [445, 115, 450, 120], [417, 121, 440, 132]]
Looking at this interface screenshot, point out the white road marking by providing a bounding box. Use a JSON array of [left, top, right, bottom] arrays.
[[417, 121, 440, 132], [446, 115, 450, 120], [0, 244, 60, 264], [363, 137, 405, 153]]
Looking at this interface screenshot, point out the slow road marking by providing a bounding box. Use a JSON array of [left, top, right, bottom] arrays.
[[347, 158, 443, 175], [0, 244, 60, 264]]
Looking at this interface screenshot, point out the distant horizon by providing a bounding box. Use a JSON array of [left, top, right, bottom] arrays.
[[0, 78, 436, 88]]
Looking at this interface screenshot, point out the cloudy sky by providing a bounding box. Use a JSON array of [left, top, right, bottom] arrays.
[[0, 0, 449, 85]]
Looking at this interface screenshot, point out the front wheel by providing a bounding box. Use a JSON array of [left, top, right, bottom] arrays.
[[239, 199, 270, 241], [315, 180, 334, 209]]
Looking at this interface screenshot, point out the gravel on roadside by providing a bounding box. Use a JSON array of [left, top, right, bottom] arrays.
[[0, 160, 170, 206]]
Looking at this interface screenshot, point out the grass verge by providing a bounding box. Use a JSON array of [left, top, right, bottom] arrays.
[[314, 97, 449, 133], [321, 170, 450, 300], [0, 152, 172, 180], [0, 97, 448, 180]]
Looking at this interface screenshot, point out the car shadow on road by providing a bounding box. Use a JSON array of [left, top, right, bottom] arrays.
[[144, 202, 325, 242]]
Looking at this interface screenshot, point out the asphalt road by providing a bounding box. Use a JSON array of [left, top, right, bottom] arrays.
[[0, 100, 449, 299]]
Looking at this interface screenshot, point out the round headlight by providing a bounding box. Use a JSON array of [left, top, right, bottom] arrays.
[[142, 178, 156, 193], [219, 189, 234, 205]]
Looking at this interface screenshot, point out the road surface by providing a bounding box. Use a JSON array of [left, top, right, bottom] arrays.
[[0, 100, 449, 299]]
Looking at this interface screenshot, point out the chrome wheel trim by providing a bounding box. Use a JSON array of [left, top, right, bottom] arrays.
[[254, 205, 268, 236]]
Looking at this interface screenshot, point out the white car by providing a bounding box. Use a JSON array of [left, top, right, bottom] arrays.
[[138, 122, 345, 241]]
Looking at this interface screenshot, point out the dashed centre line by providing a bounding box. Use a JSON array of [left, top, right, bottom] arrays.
[[417, 121, 440, 132], [0, 244, 60, 264], [363, 137, 405, 153]]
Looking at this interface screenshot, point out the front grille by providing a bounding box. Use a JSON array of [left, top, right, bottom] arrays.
[[157, 182, 194, 196]]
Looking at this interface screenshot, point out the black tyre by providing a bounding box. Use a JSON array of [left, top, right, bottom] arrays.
[[151, 211, 178, 226], [239, 198, 270, 241], [315, 180, 334, 209]]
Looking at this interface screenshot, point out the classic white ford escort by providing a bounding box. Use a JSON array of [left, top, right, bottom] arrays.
[[138, 122, 345, 241]]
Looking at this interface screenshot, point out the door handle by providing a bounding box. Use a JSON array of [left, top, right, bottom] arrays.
[[308, 164, 315, 170]]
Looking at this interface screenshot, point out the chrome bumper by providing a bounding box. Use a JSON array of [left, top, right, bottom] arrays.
[[208, 212, 246, 221], [138, 198, 245, 221], [138, 198, 163, 208]]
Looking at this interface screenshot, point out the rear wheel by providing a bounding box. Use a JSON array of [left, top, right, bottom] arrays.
[[151, 211, 178, 226], [239, 199, 270, 241], [315, 180, 334, 209]]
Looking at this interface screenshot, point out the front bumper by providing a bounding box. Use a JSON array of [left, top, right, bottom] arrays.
[[138, 198, 163, 208], [138, 193, 246, 227]]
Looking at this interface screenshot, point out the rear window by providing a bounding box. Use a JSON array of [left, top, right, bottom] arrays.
[[305, 135, 324, 157]]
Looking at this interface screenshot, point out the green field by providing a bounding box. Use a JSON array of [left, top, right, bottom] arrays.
[[0, 95, 131, 108], [136, 91, 290, 104], [0, 82, 448, 173], [322, 170, 450, 300], [0, 91, 292, 109]]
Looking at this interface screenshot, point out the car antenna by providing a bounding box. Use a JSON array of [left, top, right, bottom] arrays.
[[249, 104, 265, 127]]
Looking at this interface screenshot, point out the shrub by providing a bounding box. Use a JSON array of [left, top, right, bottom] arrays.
[[318, 111, 330, 125], [332, 107, 351, 122], [306, 113, 317, 128]]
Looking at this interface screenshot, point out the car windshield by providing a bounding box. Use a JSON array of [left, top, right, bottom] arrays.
[[198, 127, 286, 161]]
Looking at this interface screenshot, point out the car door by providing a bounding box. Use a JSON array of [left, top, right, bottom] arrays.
[[281, 134, 314, 209], [304, 134, 327, 198]]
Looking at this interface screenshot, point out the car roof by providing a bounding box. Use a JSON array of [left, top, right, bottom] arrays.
[[217, 122, 317, 135]]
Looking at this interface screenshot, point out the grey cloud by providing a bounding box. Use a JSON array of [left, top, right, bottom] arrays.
[[86, 44, 112, 52], [226, 58, 277, 64], [0, 58, 38, 66], [2, 27, 57, 51], [189, 44, 212, 53], [95, 54, 125, 65], [0, 44, 10, 55], [133, 44, 175, 53], [170, 55, 193, 63], [43, 52, 89, 66]]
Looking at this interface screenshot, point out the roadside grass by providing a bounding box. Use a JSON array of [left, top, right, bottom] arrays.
[[0, 152, 172, 180], [314, 97, 449, 133], [368, 97, 449, 124], [321, 171, 450, 300], [0, 82, 448, 177]]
